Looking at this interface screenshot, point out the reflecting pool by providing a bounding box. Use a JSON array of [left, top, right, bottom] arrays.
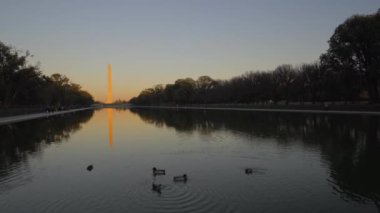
[[0, 108, 379, 212]]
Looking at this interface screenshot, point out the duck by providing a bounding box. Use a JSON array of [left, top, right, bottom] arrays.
[[87, 165, 93, 171], [152, 183, 162, 193], [245, 168, 253, 175], [173, 174, 187, 182], [153, 167, 165, 175]]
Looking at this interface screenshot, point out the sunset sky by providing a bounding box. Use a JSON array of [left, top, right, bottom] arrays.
[[0, 0, 378, 102]]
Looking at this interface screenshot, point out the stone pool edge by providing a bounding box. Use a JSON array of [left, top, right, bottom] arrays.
[[0, 107, 95, 125]]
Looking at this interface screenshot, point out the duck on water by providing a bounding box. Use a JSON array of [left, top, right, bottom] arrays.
[[153, 167, 165, 176], [152, 183, 162, 194], [173, 174, 187, 182]]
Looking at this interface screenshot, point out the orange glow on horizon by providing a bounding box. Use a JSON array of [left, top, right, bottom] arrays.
[[106, 64, 113, 104]]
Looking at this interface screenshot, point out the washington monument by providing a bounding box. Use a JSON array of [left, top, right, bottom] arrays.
[[107, 64, 112, 104]]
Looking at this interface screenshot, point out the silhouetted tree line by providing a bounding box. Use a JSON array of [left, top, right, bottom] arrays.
[[130, 108, 380, 206], [130, 10, 380, 105], [0, 41, 94, 108]]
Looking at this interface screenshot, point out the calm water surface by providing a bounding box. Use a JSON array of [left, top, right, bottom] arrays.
[[1, 108, 380, 213]]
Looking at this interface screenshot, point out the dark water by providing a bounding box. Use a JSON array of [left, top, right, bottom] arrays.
[[0, 108, 380, 213]]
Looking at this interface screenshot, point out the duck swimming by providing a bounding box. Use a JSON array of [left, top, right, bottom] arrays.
[[173, 174, 187, 182], [87, 165, 93, 171], [153, 167, 165, 175], [245, 168, 253, 175], [152, 183, 162, 193]]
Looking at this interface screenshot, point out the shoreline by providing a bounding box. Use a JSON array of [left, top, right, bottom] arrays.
[[130, 105, 380, 115], [1, 103, 380, 126], [0, 107, 94, 125]]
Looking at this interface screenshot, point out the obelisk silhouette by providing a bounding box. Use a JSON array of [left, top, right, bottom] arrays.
[[107, 64, 113, 104]]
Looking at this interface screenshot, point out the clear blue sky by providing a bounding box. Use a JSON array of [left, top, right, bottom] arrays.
[[0, 0, 378, 101]]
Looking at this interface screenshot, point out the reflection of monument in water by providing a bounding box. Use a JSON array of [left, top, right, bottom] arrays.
[[107, 64, 113, 148], [107, 108, 113, 148]]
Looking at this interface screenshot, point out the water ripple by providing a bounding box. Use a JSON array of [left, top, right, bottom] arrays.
[[119, 181, 237, 213], [0, 162, 32, 192]]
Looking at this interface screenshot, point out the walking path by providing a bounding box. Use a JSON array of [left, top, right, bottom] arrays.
[[133, 105, 380, 115], [0, 107, 94, 125]]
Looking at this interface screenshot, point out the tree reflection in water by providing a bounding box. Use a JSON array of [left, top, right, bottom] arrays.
[[0, 110, 94, 190], [130, 108, 380, 208]]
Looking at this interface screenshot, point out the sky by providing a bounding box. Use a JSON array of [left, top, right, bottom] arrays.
[[0, 0, 378, 101]]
